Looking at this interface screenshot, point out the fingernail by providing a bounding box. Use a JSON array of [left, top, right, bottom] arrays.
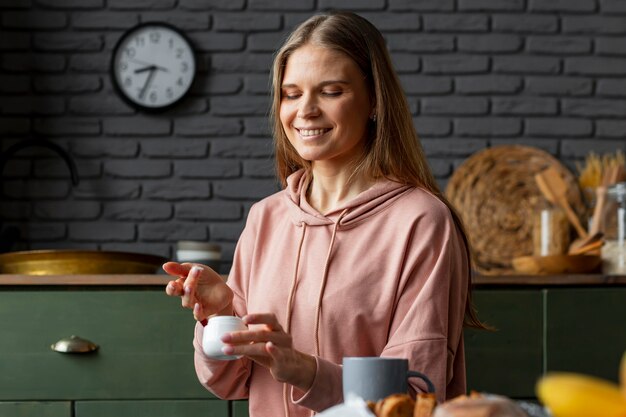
[[221, 333, 231, 342], [184, 286, 191, 295], [222, 345, 234, 355], [190, 266, 201, 276]]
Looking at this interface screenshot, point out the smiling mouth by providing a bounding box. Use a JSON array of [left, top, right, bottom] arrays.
[[297, 128, 331, 137]]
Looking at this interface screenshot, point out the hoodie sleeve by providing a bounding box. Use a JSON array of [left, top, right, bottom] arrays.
[[191, 205, 260, 400]]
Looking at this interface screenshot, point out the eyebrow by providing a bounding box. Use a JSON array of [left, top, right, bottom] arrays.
[[281, 80, 351, 89]]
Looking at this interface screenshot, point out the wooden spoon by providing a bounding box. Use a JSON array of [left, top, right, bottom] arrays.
[[568, 232, 603, 255], [535, 167, 587, 238]]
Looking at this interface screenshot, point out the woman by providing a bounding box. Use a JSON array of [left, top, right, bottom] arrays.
[[164, 11, 483, 417]]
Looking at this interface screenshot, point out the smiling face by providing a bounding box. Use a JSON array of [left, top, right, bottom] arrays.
[[279, 43, 373, 170]]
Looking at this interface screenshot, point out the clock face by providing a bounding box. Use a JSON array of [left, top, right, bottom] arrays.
[[111, 23, 196, 110]]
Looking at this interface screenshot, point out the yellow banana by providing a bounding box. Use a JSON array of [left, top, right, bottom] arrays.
[[536, 372, 626, 417]]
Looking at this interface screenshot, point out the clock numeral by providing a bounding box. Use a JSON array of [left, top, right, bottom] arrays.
[[166, 87, 174, 99], [176, 48, 184, 58], [149, 31, 161, 43], [149, 91, 157, 103], [124, 77, 132, 87], [135, 36, 145, 47], [177, 77, 184, 86], [124, 47, 136, 58], [120, 61, 128, 71], [168, 38, 174, 49], [181, 62, 189, 73]]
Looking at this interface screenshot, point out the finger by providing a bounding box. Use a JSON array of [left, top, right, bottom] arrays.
[[222, 341, 269, 358], [193, 303, 206, 322], [242, 313, 284, 331], [165, 280, 183, 296], [222, 329, 291, 347], [162, 261, 190, 277]]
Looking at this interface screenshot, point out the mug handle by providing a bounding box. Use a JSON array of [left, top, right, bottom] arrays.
[[407, 370, 436, 394]]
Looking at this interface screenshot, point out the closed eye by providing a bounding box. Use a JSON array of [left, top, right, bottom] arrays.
[[322, 91, 342, 97]]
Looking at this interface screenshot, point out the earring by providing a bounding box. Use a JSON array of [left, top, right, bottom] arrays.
[[371, 114, 377, 122]]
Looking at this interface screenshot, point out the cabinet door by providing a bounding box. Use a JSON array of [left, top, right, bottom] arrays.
[[0, 401, 71, 417], [546, 288, 626, 383], [464, 290, 544, 398], [0, 290, 209, 400], [75, 400, 228, 417], [232, 400, 249, 417]]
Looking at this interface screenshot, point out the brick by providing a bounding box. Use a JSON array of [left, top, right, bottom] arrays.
[[34, 118, 101, 136], [210, 222, 245, 241], [73, 180, 141, 200], [69, 96, 134, 115], [34, 75, 101, 93], [389, 0, 454, 11], [20, 223, 66, 241], [413, 117, 452, 137], [2, 179, 70, 199], [318, 0, 385, 10], [175, 159, 240, 178], [71, 140, 139, 158], [600, 0, 626, 12], [212, 53, 273, 73], [72, 12, 139, 29], [0, 202, 31, 220], [493, 14, 558, 33], [188, 32, 245, 52], [493, 56, 561, 74], [1, 0, 32, 7], [243, 159, 274, 178], [422, 97, 489, 115], [428, 159, 453, 177], [2, 11, 67, 29], [459, 0, 524, 10], [564, 16, 626, 34], [109, 0, 176, 8], [166, 99, 209, 115], [1, 96, 64, 115], [455, 75, 522, 94], [596, 38, 626, 56], [244, 117, 271, 137], [37, 0, 103, 8], [192, 74, 242, 95], [527, 36, 592, 55], [2, 53, 66, 72], [34, 201, 101, 220], [69, 222, 135, 242], [214, 179, 279, 199], [458, 34, 522, 53], [104, 117, 171, 136], [454, 117, 522, 137], [34, 159, 101, 179], [530, 0, 597, 12], [283, 13, 317, 29], [141, 139, 209, 157], [562, 98, 626, 117], [423, 14, 488, 32], [525, 76, 592, 96], [359, 13, 421, 31], [248, 32, 289, 52], [0, 74, 31, 93], [421, 138, 487, 156], [245, 75, 271, 95], [103, 201, 172, 220], [33, 33, 103, 52], [175, 117, 242, 137], [140, 12, 210, 30], [249, 0, 314, 10], [211, 138, 273, 158], [597, 79, 626, 97], [0, 33, 30, 51], [179, 0, 245, 10], [0, 118, 30, 135], [210, 96, 269, 116], [492, 97, 558, 115], [423, 55, 489, 74], [391, 53, 420, 72], [214, 12, 282, 31], [400, 75, 452, 95], [143, 180, 210, 200], [140, 222, 207, 241], [526, 118, 592, 137], [102, 242, 170, 258], [0, 160, 31, 177], [175, 201, 242, 220], [386, 34, 454, 52], [596, 120, 626, 137], [69, 53, 109, 72], [561, 139, 626, 158], [566, 57, 626, 75], [104, 160, 171, 178]]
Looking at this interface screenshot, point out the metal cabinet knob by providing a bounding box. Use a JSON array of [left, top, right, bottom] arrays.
[[51, 335, 99, 353]]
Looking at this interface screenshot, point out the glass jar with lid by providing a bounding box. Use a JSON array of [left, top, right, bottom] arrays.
[[601, 182, 626, 275]]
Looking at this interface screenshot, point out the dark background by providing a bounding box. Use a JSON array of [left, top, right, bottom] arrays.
[[1, 0, 625, 270]]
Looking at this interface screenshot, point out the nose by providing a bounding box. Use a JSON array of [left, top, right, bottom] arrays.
[[297, 93, 320, 119]]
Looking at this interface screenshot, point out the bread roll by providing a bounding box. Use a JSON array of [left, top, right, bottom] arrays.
[[375, 394, 415, 417]]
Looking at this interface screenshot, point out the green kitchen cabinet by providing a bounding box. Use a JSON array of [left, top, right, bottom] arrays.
[[0, 402, 71, 417], [232, 400, 250, 417], [74, 400, 228, 417]]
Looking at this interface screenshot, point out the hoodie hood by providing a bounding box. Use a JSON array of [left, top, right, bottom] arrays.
[[284, 169, 412, 228]]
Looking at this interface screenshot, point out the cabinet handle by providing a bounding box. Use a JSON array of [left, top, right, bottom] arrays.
[[51, 335, 99, 353]]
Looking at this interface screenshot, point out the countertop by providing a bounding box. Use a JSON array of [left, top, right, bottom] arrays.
[[0, 274, 625, 286]]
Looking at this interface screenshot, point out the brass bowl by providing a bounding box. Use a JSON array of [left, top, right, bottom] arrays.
[[0, 250, 168, 275]]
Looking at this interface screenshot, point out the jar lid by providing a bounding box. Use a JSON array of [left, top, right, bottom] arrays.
[[607, 182, 626, 201], [176, 241, 221, 252]]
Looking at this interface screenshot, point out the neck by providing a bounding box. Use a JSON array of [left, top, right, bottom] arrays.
[[307, 164, 374, 214]]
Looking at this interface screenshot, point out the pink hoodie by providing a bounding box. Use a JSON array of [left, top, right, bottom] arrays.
[[192, 169, 469, 417]]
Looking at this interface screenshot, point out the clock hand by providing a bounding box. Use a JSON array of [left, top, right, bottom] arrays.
[[130, 58, 169, 72], [135, 65, 157, 74], [138, 67, 157, 100]]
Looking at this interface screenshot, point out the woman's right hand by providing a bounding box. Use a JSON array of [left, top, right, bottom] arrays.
[[163, 262, 234, 320]]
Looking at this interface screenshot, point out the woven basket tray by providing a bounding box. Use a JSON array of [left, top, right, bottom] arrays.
[[445, 145, 585, 275]]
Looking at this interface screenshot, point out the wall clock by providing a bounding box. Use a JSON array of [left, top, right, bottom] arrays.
[[111, 22, 196, 111]]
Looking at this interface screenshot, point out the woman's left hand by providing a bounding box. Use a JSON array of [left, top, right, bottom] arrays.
[[220, 313, 317, 392]]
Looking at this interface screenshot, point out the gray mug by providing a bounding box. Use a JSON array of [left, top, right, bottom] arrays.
[[342, 357, 435, 402]]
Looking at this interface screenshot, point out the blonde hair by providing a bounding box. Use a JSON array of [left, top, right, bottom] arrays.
[[270, 11, 485, 329]]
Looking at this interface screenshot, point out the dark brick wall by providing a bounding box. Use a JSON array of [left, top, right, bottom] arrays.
[[1, 0, 625, 270]]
